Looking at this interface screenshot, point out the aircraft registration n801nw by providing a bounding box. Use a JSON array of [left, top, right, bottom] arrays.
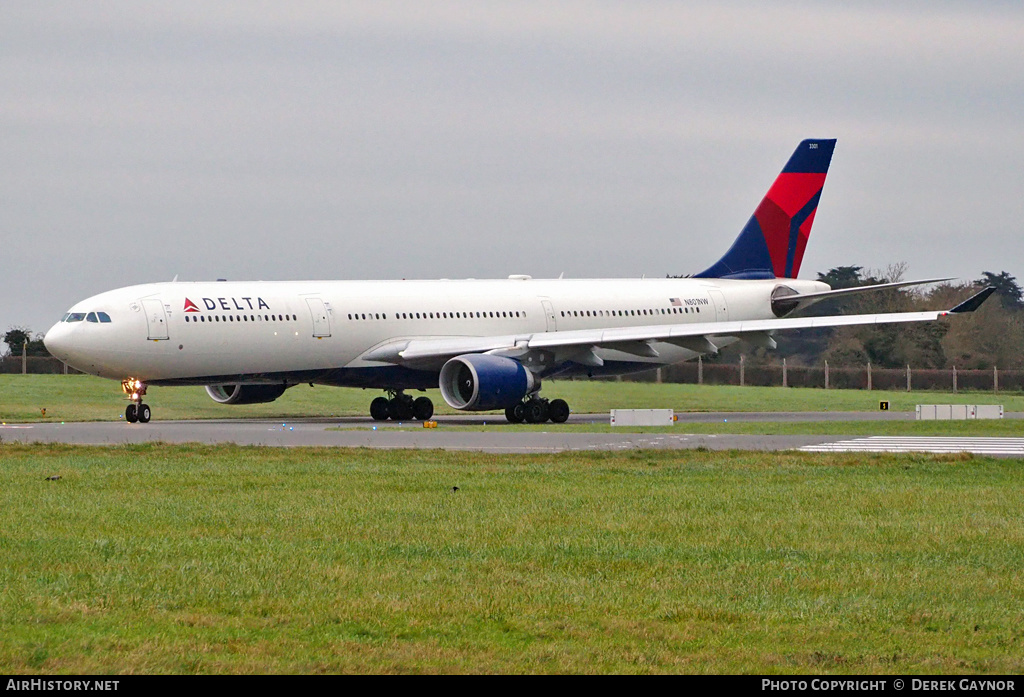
[[44, 139, 992, 425]]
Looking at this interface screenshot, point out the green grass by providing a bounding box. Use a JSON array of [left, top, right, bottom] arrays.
[[3, 374, 1023, 424], [1, 444, 1022, 674]]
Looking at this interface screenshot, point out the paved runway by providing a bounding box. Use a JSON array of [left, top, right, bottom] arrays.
[[2, 412, 1022, 455]]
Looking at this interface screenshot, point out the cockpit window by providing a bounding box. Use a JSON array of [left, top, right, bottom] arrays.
[[64, 311, 111, 323]]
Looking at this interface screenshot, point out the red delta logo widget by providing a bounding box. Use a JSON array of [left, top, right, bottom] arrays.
[[184, 296, 271, 312]]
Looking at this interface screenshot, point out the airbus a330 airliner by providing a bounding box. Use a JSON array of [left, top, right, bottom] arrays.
[[44, 139, 992, 424]]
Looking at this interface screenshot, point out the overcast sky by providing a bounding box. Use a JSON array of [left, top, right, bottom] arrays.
[[3, 1, 1023, 352]]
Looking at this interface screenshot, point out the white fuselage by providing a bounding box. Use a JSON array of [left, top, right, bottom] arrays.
[[44, 276, 828, 386]]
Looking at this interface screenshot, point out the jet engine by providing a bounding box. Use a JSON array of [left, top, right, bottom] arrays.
[[439, 354, 537, 410], [205, 383, 289, 405]]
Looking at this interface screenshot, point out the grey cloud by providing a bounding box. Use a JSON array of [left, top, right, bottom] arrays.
[[2, 1, 1023, 351]]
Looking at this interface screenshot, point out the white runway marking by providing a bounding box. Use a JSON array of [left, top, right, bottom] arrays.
[[802, 436, 1024, 456]]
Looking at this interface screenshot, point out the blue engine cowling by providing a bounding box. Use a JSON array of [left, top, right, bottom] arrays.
[[439, 354, 537, 410], [205, 383, 289, 405]]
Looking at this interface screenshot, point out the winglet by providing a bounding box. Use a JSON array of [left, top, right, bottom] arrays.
[[949, 286, 996, 314]]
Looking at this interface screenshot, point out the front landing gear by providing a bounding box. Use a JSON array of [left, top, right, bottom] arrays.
[[370, 392, 434, 421], [122, 379, 151, 424], [125, 403, 151, 424], [505, 397, 570, 424]]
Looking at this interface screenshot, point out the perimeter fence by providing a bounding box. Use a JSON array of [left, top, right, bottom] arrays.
[[618, 359, 1024, 392], [0, 356, 83, 375], [5, 355, 1023, 392]]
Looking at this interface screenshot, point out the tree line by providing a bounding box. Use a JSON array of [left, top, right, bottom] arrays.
[[2, 327, 48, 357], [735, 267, 1024, 370]]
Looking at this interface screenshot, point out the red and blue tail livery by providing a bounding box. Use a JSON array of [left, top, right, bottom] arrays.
[[696, 138, 836, 280]]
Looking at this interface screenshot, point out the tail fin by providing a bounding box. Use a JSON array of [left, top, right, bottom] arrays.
[[695, 139, 836, 279]]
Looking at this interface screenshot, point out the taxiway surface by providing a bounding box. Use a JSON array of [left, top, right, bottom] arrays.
[[3, 412, 1022, 455]]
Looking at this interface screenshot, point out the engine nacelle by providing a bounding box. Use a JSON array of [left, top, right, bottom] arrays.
[[439, 354, 536, 411], [205, 383, 289, 405]]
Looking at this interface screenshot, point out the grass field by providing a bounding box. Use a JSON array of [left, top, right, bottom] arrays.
[[3, 374, 1023, 424], [1, 444, 1022, 674]]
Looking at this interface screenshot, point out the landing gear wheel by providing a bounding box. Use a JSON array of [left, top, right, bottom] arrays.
[[137, 403, 152, 424], [548, 399, 570, 424], [412, 396, 434, 421], [389, 396, 414, 421], [125, 404, 138, 423], [505, 403, 525, 424], [524, 399, 549, 424], [370, 397, 390, 421]]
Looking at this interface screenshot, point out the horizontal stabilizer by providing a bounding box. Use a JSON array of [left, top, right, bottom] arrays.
[[790, 277, 954, 303], [772, 277, 955, 316]]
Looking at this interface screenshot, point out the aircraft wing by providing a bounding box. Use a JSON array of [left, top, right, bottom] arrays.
[[361, 287, 994, 368]]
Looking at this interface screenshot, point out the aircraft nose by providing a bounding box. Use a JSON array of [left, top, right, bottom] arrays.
[[43, 323, 69, 360]]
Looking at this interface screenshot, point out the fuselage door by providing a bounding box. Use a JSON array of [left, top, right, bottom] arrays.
[[141, 298, 169, 340], [541, 299, 557, 332], [704, 288, 729, 323], [707, 289, 729, 323], [306, 297, 331, 338]]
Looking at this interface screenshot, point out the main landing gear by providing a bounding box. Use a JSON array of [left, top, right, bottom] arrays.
[[122, 379, 152, 424], [370, 392, 434, 422], [505, 396, 570, 424]]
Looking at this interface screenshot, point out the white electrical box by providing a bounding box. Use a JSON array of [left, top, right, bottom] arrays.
[[610, 409, 675, 426], [916, 405, 1003, 420]]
